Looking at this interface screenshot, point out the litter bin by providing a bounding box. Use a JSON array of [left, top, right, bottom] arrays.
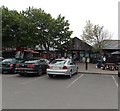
[[118, 63, 120, 77]]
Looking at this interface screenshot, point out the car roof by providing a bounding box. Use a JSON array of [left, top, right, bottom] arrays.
[[4, 58, 15, 59], [25, 59, 39, 61], [39, 59, 48, 60], [2, 58, 16, 62], [25, 60, 39, 63]]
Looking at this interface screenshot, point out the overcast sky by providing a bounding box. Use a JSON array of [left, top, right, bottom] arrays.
[[1, 0, 119, 39]]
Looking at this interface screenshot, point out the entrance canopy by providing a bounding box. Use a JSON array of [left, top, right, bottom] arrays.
[[111, 51, 120, 55]]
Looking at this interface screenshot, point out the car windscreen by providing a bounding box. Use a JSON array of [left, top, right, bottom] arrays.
[[50, 60, 66, 65], [39, 59, 46, 63]]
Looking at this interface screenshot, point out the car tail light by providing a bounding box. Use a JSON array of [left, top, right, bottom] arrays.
[[10, 64, 14, 68], [63, 66, 68, 69], [16, 64, 20, 68], [27, 64, 35, 68]]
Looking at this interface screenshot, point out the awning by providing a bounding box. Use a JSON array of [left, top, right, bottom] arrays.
[[111, 51, 120, 55], [24, 49, 39, 54]]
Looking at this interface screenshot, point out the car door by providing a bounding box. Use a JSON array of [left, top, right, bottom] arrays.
[[70, 62, 76, 73], [72, 62, 77, 73], [68, 59, 75, 74]]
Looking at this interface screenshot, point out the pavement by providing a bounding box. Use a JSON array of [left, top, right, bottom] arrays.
[[76, 62, 118, 75]]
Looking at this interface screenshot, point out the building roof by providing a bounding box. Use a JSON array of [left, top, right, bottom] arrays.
[[64, 37, 92, 51], [103, 40, 120, 50]]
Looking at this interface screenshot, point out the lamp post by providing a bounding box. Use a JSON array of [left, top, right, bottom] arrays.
[[85, 57, 88, 70], [85, 50, 89, 70]]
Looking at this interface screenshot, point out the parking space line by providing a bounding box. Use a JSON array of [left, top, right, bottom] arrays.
[[112, 76, 118, 87], [67, 74, 84, 88]]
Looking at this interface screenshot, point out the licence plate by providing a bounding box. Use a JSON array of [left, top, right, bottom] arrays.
[[52, 66, 62, 70]]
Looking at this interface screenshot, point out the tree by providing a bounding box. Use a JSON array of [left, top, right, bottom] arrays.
[[21, 7, 56, 50], [2, 6, 22, 47], [81, 20, 111, 55], [2, 6, 73, 53], [52, 14, 73, 50], [21, 8, 73, 51]]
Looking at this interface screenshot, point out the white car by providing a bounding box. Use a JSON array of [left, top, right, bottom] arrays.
[[47, 59, 78, 78]]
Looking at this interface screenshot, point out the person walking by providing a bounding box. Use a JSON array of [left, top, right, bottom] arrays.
[[102, 56, 106, 64]]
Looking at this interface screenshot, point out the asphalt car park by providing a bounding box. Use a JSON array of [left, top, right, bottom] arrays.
[[2, 73, 118, 109]]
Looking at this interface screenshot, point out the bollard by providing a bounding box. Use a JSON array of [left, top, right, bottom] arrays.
[[118, 63, 120, 77], [85, 61, 88, 70], [85, 57, 88, 70]]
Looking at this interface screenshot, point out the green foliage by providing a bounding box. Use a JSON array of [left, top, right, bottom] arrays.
[[2, 6, 22, 47], [52, 14, 73, 49], [2, 6, 73, 51]]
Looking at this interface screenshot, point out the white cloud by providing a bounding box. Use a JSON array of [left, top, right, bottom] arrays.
[[1, 0, 119, 39]]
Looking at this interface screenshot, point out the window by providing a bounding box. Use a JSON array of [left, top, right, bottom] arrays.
[[50, 60, 66, 65]]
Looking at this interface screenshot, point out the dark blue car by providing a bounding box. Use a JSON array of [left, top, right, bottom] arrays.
[[1, 58, 18, 74]]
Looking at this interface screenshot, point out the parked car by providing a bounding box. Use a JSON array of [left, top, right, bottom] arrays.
[[1, 58, 18, 73], [0, 61, 2, 73], [15, 59, 49, 76], [0, 57, 4, 62], [47, 59, 78, 78]]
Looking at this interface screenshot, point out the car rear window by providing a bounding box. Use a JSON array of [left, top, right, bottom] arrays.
[[50, 60, 66, 65], [39, 60, 46, 63], [25, 60, 39, 64]]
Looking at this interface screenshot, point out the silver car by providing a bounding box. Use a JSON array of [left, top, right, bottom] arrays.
[[47, 59, 78, 78]]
